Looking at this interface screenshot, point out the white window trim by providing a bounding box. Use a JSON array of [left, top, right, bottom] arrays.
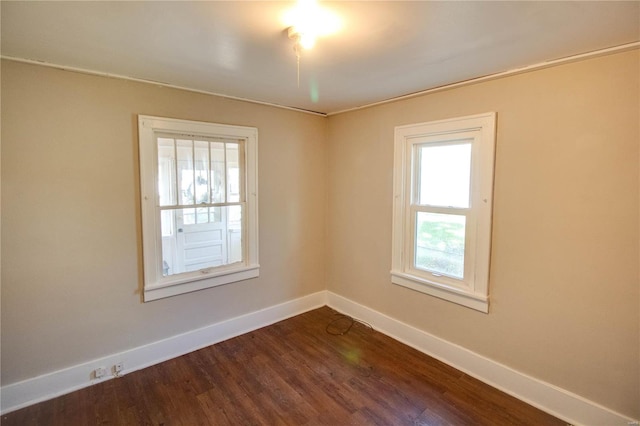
[[391, 112, 496, 313], [138, 115, 259, 301]]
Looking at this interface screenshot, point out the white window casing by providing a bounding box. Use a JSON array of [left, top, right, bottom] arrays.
[[391, 112, 496, 313], [138, 115, 259, 301]]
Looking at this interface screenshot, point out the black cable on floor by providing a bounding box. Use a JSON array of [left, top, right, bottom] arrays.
[[325, 313, 373, 336]]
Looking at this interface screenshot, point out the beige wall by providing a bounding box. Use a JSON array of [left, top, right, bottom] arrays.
[[327, 49, 639, 418], [1, 60, 327, 384], [2, 49, 639, 419]]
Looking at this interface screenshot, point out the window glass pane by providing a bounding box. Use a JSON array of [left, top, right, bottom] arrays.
[[228, 205, 243, 264], [209, 206, 221, 223], [194, 141, 210, 204], [418, 142, 471, 208], [181, 207, 195, 225], [196, 207, 209, 224], [226, 143, 240, 203], [415, 212, 465, 279], [177, 139, 194, 205], [160, 209, 174, 237], [160, 206, 243, 276], [210, 142, 226, 203], [157, 138, 176, 206]]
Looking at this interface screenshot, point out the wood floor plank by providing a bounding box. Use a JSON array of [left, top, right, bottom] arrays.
[[1, 306, 567, 426]]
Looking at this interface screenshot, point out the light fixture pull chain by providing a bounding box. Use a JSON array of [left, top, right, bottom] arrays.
[[297, 52, 300, 88], [294, 41, 302, 88]]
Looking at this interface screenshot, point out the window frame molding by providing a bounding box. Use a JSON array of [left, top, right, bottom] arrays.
[[391, 112, 496, 313], [138, 115, 259, 302]]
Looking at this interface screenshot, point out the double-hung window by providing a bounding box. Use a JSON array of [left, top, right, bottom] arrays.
[[138, 116, 259, 301], [391, 113, 496, 312]]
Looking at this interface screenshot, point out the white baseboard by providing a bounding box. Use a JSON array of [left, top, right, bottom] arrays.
[[0, 291, 327, 415], [326, 291, 637, 426]]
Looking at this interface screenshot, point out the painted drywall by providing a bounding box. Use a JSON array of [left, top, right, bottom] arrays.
[[326, 50, 639, 418], [0, 60, 327, 385]]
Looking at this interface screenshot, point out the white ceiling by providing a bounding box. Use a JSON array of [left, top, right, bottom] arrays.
[[2, 1, 639, 115]]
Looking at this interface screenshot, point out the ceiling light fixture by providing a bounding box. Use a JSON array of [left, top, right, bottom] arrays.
[[283, 0, 342, 86], [288, 26, 316, 52]]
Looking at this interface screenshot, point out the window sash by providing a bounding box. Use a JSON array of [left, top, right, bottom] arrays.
[[406, 205, 475, 288], [404, 134, 478, 289], [154, 134, 248, 279], [155, 133, 245, 207], [412, 139, 473, 209]]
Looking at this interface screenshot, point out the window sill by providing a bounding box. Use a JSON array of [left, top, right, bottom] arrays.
[[391, 270, 489, 313], [144, 265, 259, 301]]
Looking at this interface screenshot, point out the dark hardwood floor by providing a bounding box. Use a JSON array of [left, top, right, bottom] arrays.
[[2, 306, 567, 425]]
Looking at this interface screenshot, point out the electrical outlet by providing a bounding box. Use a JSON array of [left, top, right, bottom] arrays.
[[94, 367, 107, 379], [113, 362, 124, 376]]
